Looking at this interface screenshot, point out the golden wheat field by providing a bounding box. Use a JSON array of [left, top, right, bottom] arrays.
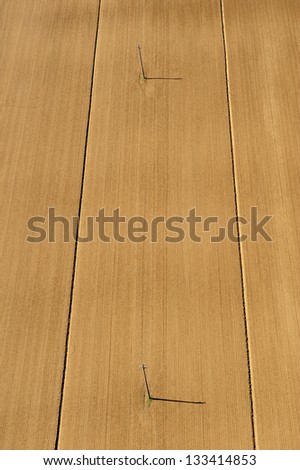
[[1, 0, 300, 451]]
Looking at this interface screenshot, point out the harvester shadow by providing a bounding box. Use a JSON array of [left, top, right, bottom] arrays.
[[137, 45, 183, 81], [141, 364, 206, 405]]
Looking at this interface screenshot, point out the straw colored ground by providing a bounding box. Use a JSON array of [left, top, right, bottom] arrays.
[[1, 0, 299, 450]]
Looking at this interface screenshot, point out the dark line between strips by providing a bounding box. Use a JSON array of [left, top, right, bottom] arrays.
[[219, 0, 256, 450], [54, 0, 102, 450]]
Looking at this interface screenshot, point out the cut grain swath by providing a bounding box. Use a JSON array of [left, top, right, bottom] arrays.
[[222, 0, 300, 449], [0, 0, 99, 449], [58, 0, 253, 449]]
